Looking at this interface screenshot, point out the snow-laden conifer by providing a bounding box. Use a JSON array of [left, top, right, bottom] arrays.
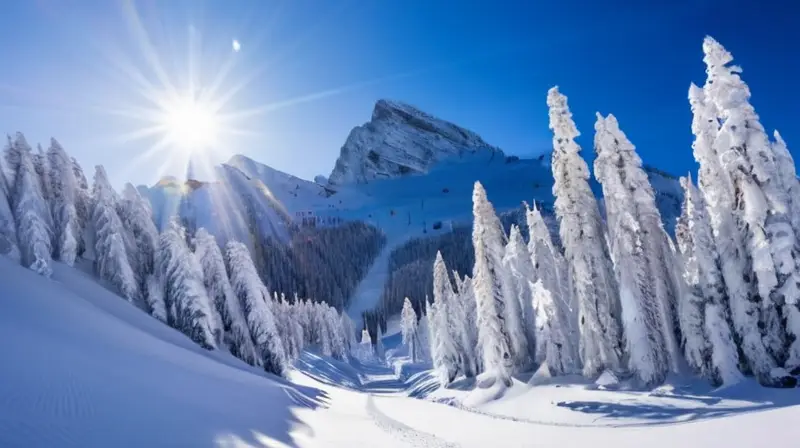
[[118, 184, 159, 284], [526, 202, 579, 374], [155, 221, 218, 349], [401, 297, 420, 362], [503, 224, 538, 364], [472, 181, 515, 386], [701, 37, 800, 377], [689, 79, 775, 381], [771, 131, 800, 237], [225, 241, 287, 376], [677, 175, 742, 385], [13, 147, 52, 276], [0, 165, 20, 261], [547, 87, 623, 377], [432, 252, 464, 384], [91, 166, 138, 301], [46, 138, 79, 265], [594, 113, 675, 385], [194, 229, 258, 366]]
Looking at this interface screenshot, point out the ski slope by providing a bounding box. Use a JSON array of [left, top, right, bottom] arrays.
[[1, 257, 799, 447]]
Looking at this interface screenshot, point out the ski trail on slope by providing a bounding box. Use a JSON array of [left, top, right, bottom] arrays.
[[366, 395, 460, 447], [347, 241, 395, 320]]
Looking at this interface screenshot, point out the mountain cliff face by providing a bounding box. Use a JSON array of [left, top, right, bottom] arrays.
[[327, 100, 502, 185]]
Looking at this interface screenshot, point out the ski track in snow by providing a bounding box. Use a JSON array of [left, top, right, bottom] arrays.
[[366, 395, 460, 447]]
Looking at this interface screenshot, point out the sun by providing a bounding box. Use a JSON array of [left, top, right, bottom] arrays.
[[162, 97, 219, 150]]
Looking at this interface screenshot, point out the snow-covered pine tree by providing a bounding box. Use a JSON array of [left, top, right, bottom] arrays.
[[46, 138, 79, 265], [70, 157, 91, 258], [689, 79, 776, 382], [770, 131, 800, 237], [472, 181, 515, 387], [603, 114, 681, 372], [341, 312, 358, 356], [194, 228, 258, 366], [456, 273, 481, 373], [225, 240, 287, 376], [4, 132, 32, 195], [547, 87, 623, 378], [0, 164, 20, 261], [145, 274, 167, 322], [326, 305, 347, 360], [503, 224, 538, 364], [91, 166, 139, 301], [118, 184, 160, 290], [526, 202, 579, 374], [33, 144, 51, 206], [677, 175, 742, 385], [702, 37, 800, 377], [594, 113, 675, 385], [12, 147, 52, 276], [155, 220, 218, 349], [417, 305, 432, 363], [432, 252, 464, 384], [401, 297, 420, 362]]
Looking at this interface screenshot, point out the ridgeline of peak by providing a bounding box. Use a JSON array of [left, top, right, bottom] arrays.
[[327, 99, 503, 185]]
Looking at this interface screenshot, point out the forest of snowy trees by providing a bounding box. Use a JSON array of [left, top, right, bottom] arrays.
[[2, 36, 800, 392], [0, 135, 358, 378], [377, 206, 548, 320], [398, 37, 800, 389]]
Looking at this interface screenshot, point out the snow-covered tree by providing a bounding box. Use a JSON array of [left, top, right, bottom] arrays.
[[4, 132, 32, 194], [145, 274, 167, 322], [594, 112, 679, 385], [194, 229, 258, 366], [12, 147, 52, 276], [118, 184, 159, 286], [472, 181, 515, 387], [155, 221, 218, 349], [701, 37, 800, 378], [326, 305, 347, 360], [33, 144, 51, 205], [547, 87, 623, 378], [46, 138, 79, 265], [70, 157, 91, 258], [432, 252, 465, 384], [770, 131, 800, 236], [91, 166, 138, 302], [455, 274, 480, 372], [225, 240, 287, 376], [0, 165, 20, 261], [677, 175, 742, 385], [341, 313, 358, 357], [401, 297, 420, 362], [526, 202, 579, 374], [503, 224, 538, 364]]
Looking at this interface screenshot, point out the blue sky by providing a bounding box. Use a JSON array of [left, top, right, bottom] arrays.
[[0, 0, 797, 187]]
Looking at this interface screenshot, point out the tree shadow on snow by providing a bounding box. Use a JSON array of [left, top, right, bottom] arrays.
[[555, 378, 800, 427]]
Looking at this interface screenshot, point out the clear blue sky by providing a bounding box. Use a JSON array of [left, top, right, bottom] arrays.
[[0, 0, 797, 187]]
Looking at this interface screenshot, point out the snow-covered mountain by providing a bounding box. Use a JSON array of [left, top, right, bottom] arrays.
[[327, 99, 502, 185], [138, 99, 683, 318]]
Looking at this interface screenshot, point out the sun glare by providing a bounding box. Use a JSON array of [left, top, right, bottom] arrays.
[[163, 98, 219, 150]]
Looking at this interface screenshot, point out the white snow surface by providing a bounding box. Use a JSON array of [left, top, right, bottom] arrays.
[[2, 257, 799, 447]]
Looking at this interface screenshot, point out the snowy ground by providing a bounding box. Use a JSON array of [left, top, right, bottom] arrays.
[[2, 257, 799, 447]]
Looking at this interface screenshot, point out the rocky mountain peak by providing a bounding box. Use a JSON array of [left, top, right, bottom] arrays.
[[327, 99, 502, 185]]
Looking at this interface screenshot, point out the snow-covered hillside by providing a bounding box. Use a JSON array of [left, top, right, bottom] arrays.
[[2, 255, 798, 447], [0, 257, 322, 447]]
